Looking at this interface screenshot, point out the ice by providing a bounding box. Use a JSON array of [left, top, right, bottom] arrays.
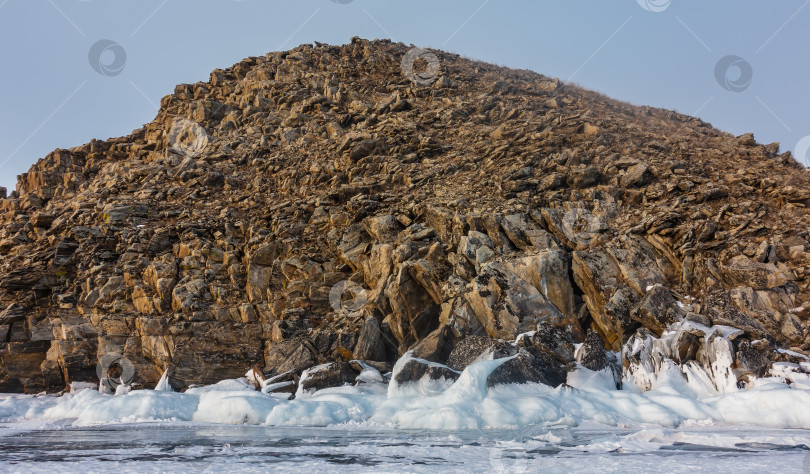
[[295, 363, 333, 398], [777, 348, 810, 360], [386, 352, 463, 398], [154, 369, 172, 391], [244, 367, 265, 388], [193, 390, 280, 424], [2, 346, 810, 433], [29, 389, 199, 425], [352, 361, 385, 384], [583, 426, 810, 455], [70, 382, 96, 394], [261, 381, 294, 395], [1, 423, 806, 473], [186, 378, 256, 394]]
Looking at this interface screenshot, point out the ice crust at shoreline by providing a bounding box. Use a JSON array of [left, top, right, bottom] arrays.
[[2, 352, 810, 431]]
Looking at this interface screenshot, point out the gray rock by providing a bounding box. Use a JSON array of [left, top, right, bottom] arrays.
[[299, 361, 358, 393], [393, 358, 460, 386]]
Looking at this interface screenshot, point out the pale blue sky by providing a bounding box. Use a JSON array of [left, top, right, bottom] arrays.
[[0, 0, 808, 191]]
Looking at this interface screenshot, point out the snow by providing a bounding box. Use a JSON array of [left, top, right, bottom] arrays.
[[352, 361, 385, 384], [1, 422, 806, 473], [3, 352, 810, 470], [2, 335, 810, 445], [69, 381, 96, 394], [778, 348, 810, 360], [2, 356, 809, 432]]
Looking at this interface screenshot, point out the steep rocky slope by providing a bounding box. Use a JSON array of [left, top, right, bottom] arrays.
[[2, 38, 810, 393]]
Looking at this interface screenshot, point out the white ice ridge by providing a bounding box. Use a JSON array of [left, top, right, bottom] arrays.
[[2, 350, 810, 430]]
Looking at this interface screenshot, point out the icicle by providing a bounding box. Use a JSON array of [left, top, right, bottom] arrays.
[[154, 369, 172, 391], [98, 379, 113, 395]]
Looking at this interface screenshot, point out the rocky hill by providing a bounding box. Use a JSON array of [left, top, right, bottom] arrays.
[[2, 38, 810, 393]]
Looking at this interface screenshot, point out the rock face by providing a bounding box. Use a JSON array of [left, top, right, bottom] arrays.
[[1, 38, 809, 393]]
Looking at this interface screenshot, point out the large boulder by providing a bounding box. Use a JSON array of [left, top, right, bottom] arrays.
[[720, 255, 789, 290], [298, 361, 358, 393], [465, 262, 564, 340], [631, 284, 685, 336], [445, 335, 503, 371], [486, 350, 562, 387], [409, 324, 457, 363], [390, 355, 460, 395], [385, 264, 440, 351], [264, 338, 317, 375], [572, 250, 637, 350], [354, 316, 388, 362], [502, 250, 582, 339]]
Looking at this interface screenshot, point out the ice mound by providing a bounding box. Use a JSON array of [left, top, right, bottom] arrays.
[[2, 346, 810, 431]]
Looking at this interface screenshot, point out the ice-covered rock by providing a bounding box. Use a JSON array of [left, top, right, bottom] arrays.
[[389, 352, 461, 397], [486, 351, 560, 387], [296, 362, 357, 397], [575, 330, 621, 389], [351, 360, 386, 384]]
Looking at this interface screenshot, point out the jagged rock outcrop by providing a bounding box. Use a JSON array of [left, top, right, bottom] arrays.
[[1, 38, 810, 393]]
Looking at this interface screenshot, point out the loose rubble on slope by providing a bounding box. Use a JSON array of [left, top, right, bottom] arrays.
[[1, 38, 810, 398]]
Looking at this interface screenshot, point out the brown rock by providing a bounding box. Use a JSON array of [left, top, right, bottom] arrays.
[[299, 361, 358, 393], [631, 284, 685, 336], [1, 39, 808, 393]]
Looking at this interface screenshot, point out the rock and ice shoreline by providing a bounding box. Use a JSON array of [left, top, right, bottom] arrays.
[[3, 321, 810, 431], [1, 40, 810, 468]]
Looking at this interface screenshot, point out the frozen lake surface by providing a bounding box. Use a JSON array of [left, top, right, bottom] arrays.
[[1, 422, 809, 473], [3, 353, 810, 473]]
